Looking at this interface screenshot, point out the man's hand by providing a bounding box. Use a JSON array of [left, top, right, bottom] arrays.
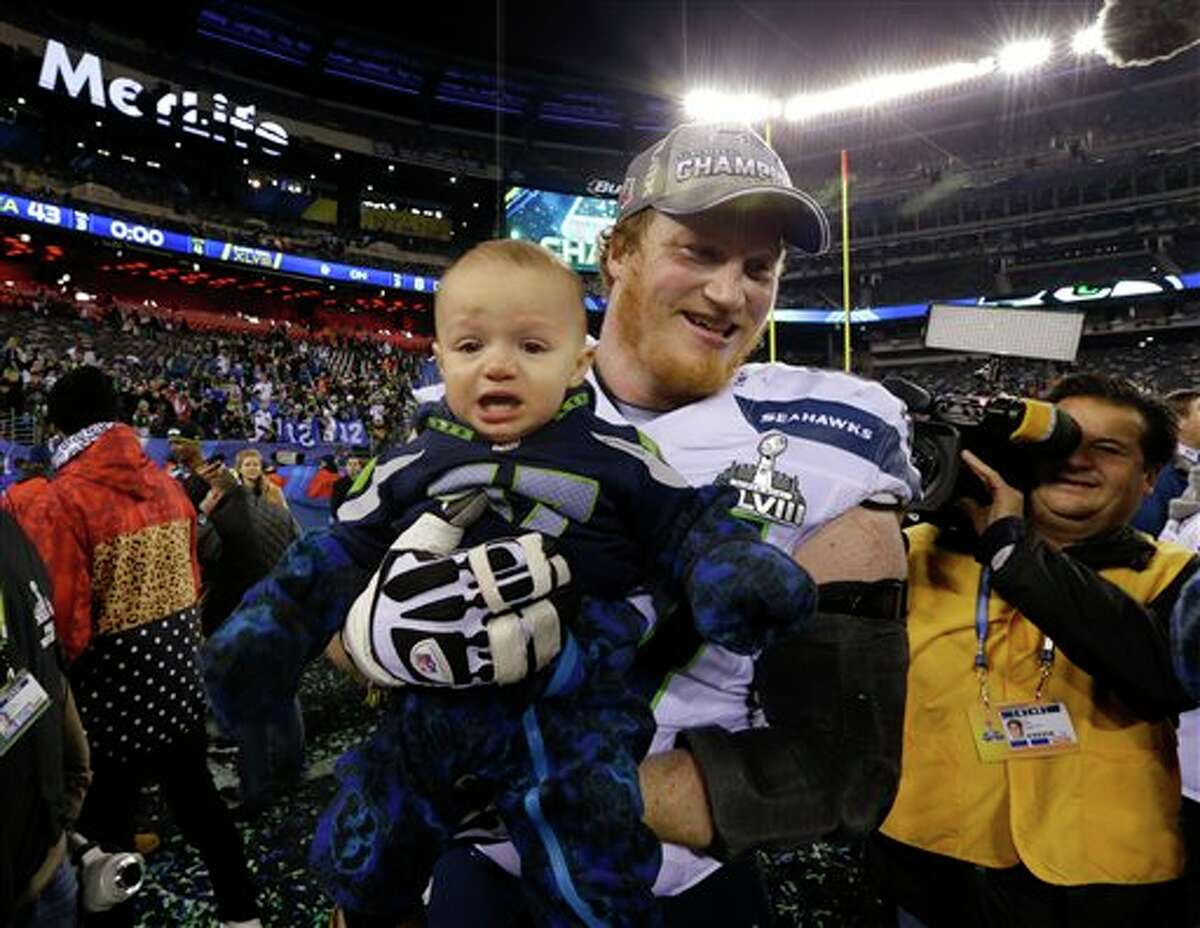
[[199, 487, 222, 517], [197, 460, 238, 492], [958, 449, 1025, 536]]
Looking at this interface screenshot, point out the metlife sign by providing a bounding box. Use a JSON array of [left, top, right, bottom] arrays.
[[37, 38, 289, 156]]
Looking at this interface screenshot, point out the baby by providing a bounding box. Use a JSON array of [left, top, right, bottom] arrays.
[[208, 240, 816, 928]]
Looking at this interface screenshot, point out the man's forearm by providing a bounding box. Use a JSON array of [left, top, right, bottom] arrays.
[[638, 506, 909, 855], [639, 749, 714, 849], [792, 506, 907, 584], [989, 526, 1197, 717]]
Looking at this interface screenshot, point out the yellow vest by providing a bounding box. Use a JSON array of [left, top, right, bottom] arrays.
[[881, 522, 1194, 886]]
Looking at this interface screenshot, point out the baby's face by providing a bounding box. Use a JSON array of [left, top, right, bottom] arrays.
[[435, 265, 592, 444]]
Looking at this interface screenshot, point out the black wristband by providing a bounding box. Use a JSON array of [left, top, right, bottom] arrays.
[[817, 579, 906, 623], [975, 516, 1025, 567]]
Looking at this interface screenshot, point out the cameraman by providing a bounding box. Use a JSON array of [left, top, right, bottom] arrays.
[[871, 373, 1200, 926]]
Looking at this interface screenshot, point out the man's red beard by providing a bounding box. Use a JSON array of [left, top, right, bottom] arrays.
[[608, 265, 765, 406]]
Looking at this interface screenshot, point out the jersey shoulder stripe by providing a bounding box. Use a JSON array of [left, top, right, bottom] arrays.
[[731, 364, 920, 497]]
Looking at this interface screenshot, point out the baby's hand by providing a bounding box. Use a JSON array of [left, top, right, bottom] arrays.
[[341, 533, 575, 688], [687, 538, 817, 655]]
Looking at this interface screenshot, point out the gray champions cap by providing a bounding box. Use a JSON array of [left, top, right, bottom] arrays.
[[616, 122, 831, 255]]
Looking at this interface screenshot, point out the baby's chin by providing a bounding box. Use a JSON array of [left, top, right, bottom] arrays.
[[467, 416, 550, 445]]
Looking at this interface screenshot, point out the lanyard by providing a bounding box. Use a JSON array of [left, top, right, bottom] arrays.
[[973, 566, 1056, 705], [0, 592, 14, 682]]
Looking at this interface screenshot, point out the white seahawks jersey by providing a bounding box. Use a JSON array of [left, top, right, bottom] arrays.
[[473, 363, 919, 895], [596, 362, 918, 894]]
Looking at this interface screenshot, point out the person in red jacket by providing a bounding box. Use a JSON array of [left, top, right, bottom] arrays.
[[16, 366, 261, 928], [306, 454, 341, 500]]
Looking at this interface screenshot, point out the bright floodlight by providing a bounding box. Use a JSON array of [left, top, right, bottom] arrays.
[[997, 38, 1054, 74], [1071, 22, 1105, 56], [783, 58, 997, 121], [683, 90, 782, 124]]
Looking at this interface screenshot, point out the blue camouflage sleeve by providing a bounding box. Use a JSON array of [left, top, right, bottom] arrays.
[[201, 437, 432, 733], [596, 422, 817, 654], [201, 530, 372, 732], [663, 485, 818, 655]]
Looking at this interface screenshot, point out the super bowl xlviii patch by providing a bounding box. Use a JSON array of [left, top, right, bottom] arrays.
[[716, 431, 806, 526]]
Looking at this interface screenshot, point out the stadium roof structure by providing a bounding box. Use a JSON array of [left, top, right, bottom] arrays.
[[8, 0, 1196, 161]]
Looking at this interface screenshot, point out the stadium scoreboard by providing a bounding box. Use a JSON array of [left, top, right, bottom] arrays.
[[504, 187, 618, 272], [0, 191, 438, 294]]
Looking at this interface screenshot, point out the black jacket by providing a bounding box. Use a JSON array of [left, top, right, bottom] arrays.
[[198, 487, 298, 635], [0, 512, 71, 923], [965, 516, 1199, 720]]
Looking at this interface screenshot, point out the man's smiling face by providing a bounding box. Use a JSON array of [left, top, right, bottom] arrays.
[[1030, 394, 1155, 541], [602, 206, 784, 407]]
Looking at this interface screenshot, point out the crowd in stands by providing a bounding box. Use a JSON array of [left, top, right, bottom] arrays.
[[10, 276, 1200, 453], [0, 289, 425, 447], [878, 336, 1200, 400]]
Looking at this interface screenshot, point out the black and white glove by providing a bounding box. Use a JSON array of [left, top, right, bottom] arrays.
[[342, 508, 574, 688]]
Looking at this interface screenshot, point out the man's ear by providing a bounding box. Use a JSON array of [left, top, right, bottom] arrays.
[[432, 341, 444, 375], [604, 232, 633, 290], [1140, 467, 1157, 499], [569, 343, 595, 388]]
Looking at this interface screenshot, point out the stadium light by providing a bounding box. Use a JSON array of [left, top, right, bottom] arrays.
[[685, 20, 1130, 126], [16, 97, 24, 105], [783, 58, 997, 121], [997, 38, 1054, 74], [684, 90, 782, 124], [1071, 23, 1105, 56]]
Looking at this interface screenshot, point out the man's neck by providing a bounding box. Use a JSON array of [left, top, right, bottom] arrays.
[[1034, 527, 1078, 551], [592, 342, 675, 412], [1034, 519, 1118, 551]]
